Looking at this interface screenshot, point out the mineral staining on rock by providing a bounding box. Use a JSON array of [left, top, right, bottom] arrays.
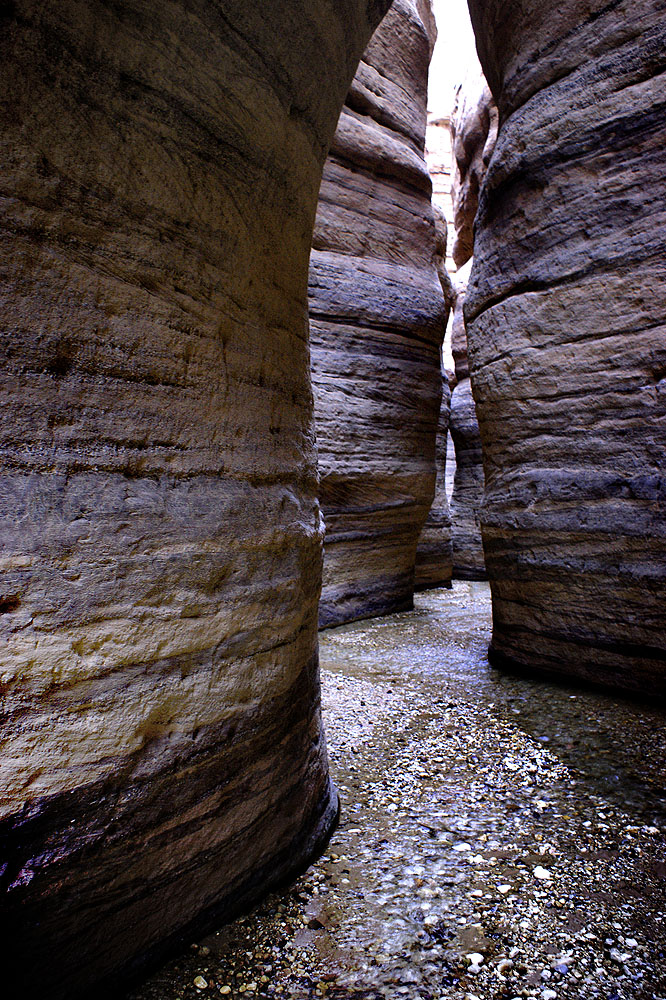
[[311, 0, 448, 626], [466, 0, 666, 694], [0, 1, 391, 995]]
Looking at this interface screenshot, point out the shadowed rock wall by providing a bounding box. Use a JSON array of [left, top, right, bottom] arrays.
[[467, 0, 666, 695], [310, 0, 447, 626], [0, 1, 391, 995], [450, 378, 486, 579], [416, 203, 455, 589], [415, 373, 453, 589]]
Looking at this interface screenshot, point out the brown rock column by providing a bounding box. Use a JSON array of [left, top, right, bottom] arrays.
[[311, 0, 447, 626], [467, 0, 666, 695], [415, 374, 454, 590], [416, 204, 455, 590], [0, 1, 391, 995], [449, 378, 486, 580], [448, 261, 486, 580]]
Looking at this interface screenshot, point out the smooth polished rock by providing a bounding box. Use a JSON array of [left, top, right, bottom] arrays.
[[467, 0, 666, 695], [311, 0, 447, 626], [0, 1, 390, 995]]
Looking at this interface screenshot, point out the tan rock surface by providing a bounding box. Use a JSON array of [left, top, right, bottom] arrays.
[[311, 0, 448, 626], [467, 0, 666, 694], [0, 1, 390, 995], [450, 71, 498, 269]]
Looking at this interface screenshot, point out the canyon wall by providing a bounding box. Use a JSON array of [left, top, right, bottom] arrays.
[[415, 203, 454, 589], [311, 0, 447, 626], [415, 371, 453, 590], [0, 1, 390, 995], [450, 73, 498, 270], [446, 74, 497, 581], [467, 0, 666, 695]]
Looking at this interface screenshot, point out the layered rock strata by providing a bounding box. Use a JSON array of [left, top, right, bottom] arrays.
[[467, 0, 666, 695], [415, 204, 455, 589], [449, 378, 486, 579], [0, 1, 390, 996], [450, 71, 498, 269], [447, 262, 486, 579], [310, 0, 448, 626], [415, 374, 453, 589]]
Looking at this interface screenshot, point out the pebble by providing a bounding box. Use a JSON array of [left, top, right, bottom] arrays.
[[125, 585, 666, 1000]]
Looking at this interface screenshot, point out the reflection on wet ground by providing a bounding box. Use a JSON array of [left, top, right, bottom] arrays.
[[128, 582, 666, 1000]]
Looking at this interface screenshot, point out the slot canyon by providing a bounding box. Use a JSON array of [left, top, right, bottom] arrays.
[[1, 1, 664, 998]]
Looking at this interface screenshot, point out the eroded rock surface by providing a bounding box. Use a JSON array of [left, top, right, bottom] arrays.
[[415, 374, 453, 589], [311, 0, 447, 625], [467, 0, 666, 694], [416, 204, 454, 589], [450, 378, 486, 580], [450, 72, 498, 270], [0, 1, 390, 995]]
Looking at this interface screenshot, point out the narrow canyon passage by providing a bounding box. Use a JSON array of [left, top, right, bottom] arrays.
[[128, 586, 666, 1000]]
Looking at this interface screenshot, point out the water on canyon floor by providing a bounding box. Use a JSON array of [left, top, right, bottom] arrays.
[[128, 583, 666, 1000]]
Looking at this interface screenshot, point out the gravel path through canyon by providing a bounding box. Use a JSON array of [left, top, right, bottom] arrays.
[[128, 583, 666, 1000]]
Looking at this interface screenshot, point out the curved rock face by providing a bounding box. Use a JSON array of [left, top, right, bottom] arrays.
[[451, 259, 473, 381], [0, 1, 390, 995], [450, 72, 498, 270], [467, 0, 666, 694], [416, 204, 455, 589], [447, 261, 486, 580], [415, 375, 453, 589], [449, 379, 486, 580], [310, 0, 447, 626]]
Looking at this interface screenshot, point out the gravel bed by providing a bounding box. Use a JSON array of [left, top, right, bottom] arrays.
[[127, 582, 666, 1000]]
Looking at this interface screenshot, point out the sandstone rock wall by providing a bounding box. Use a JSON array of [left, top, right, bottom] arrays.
[[415, 374, 453, 589], [415, 203, 455, 589], [450, 72, 498, 270], [449, 378, 486, 579], [0, 2, 390, 995], [311, 0, 448, 626], [467, 0, 666, 695]]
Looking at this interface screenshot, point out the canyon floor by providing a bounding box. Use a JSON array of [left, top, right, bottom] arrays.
[[127, 583, 666, 1000]]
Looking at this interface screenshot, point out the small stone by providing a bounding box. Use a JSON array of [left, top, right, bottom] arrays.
[[194, 977, 208, 990], [498, 884, 512, 894], [542, 991, 557, 1000], [219, 989, 231, 996], [497, 959, 514, 975], [534, 866, 553, 880]]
